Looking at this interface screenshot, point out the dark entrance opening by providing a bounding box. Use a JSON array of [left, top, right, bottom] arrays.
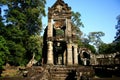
[[83, 52, 90, 66], [53, 41, 66, 65]]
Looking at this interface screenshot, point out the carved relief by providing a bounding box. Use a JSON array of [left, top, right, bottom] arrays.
[[49, 0, 71, 18]]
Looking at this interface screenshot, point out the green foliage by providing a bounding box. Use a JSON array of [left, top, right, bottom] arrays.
[[71, 11, 84, 28], [55, 29, 64, 36], [99, 42, 119, 54], [25, 35, 43, 61], [80, 31, 105, 54], [116, 42, 120, 52], [71, 11, 84, 37], [1, 25, 24, 43], [1, 0, 46, 35], [70, 11, 97, 53], [0, 0, 46, 66], [98, 15, 120, 54], [88, 32, 105, 44], [115, 15, 120, 42], [99, 43, 108, 54], [71, 11, 84, 49], [6, 41, 26, 66], [0, 36, 9, 68], [113, 42, 120, 53], [81, 37, 96, 53], [88, 31, 105, 52], [81, 31, 105, 54], [84, 43, 96, 54]]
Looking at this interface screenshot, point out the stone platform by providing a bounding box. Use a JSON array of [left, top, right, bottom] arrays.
[[0, 65, 94, 80], [1, 65, 120, 80], [48, 65, 94, 80]]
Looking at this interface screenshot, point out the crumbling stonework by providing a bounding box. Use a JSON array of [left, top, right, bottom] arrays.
[[42, 0, 78, 66]]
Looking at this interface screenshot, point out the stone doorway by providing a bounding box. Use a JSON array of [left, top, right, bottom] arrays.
[[53, 41, 66, 65], [83, 52, 90, 66]]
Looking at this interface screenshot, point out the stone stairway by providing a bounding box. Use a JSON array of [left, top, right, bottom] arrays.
[[49, 65, 78, 80], [0, 65, 94, 80], [48, 65, 94, 80]]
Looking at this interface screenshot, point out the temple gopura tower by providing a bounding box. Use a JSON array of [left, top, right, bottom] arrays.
[[42, 0, 78, 65]]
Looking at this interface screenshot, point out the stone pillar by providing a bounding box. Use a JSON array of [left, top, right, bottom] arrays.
[[67, 43, 73, 65], [65, 19, 72, 43], [64, 50, 67, 65], [47, 19, 53, 38], [47, 18, 53, 65], [65, 19, 68, 40], [47, 41, 53, 65], [83, 58, 87, 66], [74, 44, 78, 65], [67, 19, 72, 43]]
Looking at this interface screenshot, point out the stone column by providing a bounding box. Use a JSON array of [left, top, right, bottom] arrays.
[[83, 58, 87, 66], [65, 19, 68, 40], [47, 19, 53, 65], [67, 19, 72, 43], [47, 41, 53, 65], [67, 43, 73, 65], [47, 19, 53, 38], [65, 18, 72, 43], [64, 50, 67, 65], [74, 44, 78, 65]]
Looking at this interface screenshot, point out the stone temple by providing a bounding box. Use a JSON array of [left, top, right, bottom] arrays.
[[1, 0, 120, 80], [42, 0, 78, 66]]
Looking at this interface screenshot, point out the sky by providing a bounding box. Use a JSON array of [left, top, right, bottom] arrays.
[[42, 0, 120, 43]]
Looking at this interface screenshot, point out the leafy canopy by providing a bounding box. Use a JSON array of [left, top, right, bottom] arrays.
[[0, 0, 46, 66]]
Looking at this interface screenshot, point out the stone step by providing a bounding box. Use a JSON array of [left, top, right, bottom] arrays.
[[50, 69, 72, 71], [50, 67, 76, 69], [52, 76, 77, 80], [51, 74, 68, 77], [48, 66, 94, 80], [50, 70, 70, 73], [52, 77, 67, 80], [50, 69, 77, 80], [50, 68, 72, 70]]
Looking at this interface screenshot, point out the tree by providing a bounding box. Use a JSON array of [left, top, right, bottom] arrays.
[[0, 0, 46, 66], [25, 35, 43, 61], [0, 8, 10, 68], [1, 0, 46, 35], [0, 7, 2, 22], [84, 42, 96, 54], [115, 15, 120, 42], [99, 42, 118, 54], [98, 15, 120, 54], [0, 25, 27, 66], [71, 11, 97, 53], [71, 11, 84, 48], [71, 11, 84, 37], [114, 42, 120, 52], [6, 41, 26, 66], [81, 37, 96, 53], [0, 36, 9, 69], [0, 7, 4, 29], [113, 15, 120, 53], [88, 31, 105, 53]]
